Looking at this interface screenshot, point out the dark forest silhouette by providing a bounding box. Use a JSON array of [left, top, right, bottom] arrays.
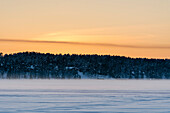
[[0, 52, 169, 79]]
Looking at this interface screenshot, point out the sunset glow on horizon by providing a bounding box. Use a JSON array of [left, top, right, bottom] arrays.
[[0, 0, 170, 58]]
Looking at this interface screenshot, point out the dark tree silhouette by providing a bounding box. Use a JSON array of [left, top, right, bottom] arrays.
[[0, 52, 169, 79]]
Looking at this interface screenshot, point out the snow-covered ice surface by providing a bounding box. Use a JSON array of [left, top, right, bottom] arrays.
[[0, 80, 170, 113]]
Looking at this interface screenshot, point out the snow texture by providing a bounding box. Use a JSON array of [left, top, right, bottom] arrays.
[[0, 80, 170, 113]]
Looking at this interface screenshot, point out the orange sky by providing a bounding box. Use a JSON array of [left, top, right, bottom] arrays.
[[0, 0, 170, 58]]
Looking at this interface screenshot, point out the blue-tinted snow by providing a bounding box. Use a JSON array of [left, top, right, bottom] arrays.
[[0, 80, 170, 113]]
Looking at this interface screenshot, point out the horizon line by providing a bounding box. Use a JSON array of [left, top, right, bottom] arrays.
[[1, 51, 169, 60]]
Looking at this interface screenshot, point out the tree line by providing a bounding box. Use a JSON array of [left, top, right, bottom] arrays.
[[0, 52, 169, 79]]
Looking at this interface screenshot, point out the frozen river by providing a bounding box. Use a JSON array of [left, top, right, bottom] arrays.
[[0, 80, 170, 113]]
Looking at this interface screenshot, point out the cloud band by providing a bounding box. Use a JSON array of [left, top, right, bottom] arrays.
[[0, 39, 169, 49]]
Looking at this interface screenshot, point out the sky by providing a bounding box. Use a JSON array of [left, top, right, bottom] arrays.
[[0, 0, 170, 58]]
